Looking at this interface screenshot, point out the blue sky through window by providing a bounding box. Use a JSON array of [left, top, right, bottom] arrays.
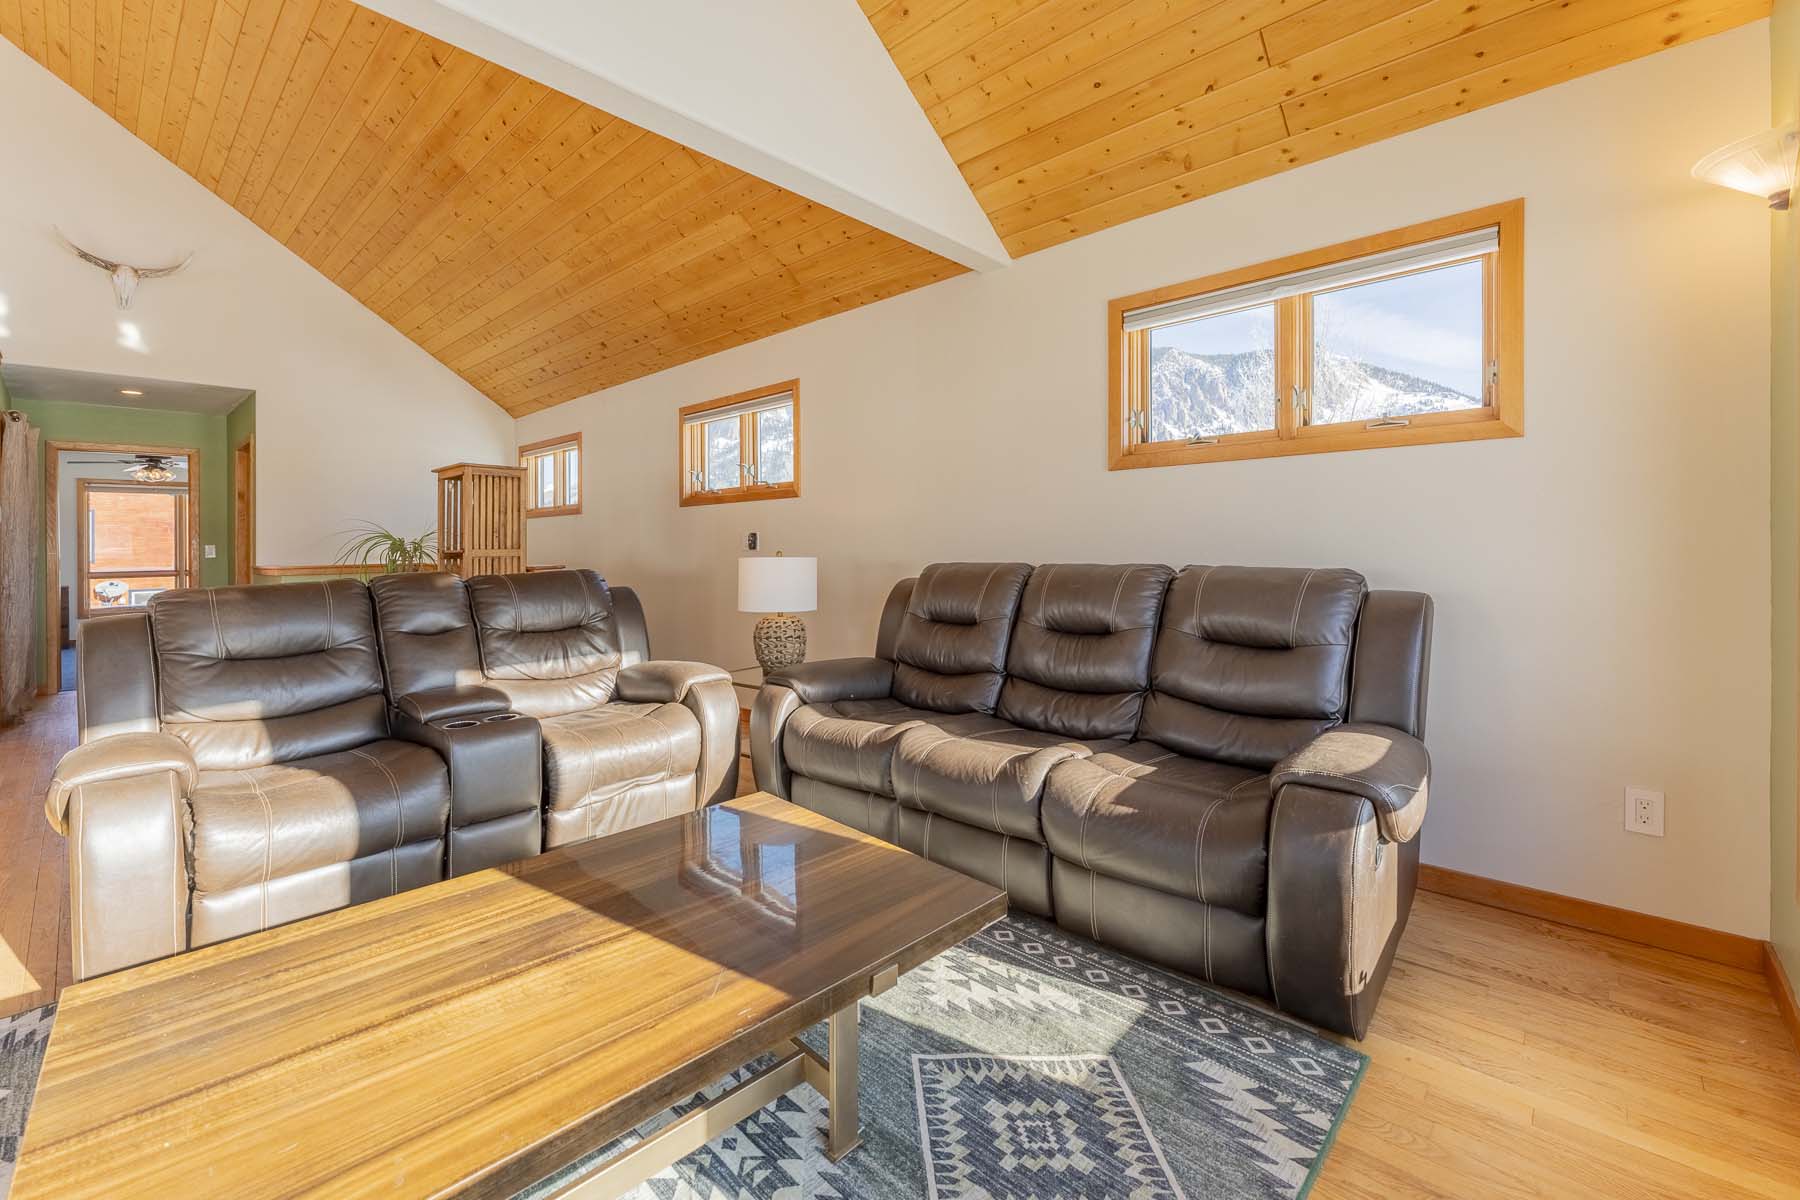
[[1153, 261, 1484, 398]]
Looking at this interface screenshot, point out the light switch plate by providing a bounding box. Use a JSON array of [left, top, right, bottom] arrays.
[[204, 544, 217, 559]]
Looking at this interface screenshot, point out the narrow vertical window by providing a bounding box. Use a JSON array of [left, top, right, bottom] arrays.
[[520, 433, 582, 516]]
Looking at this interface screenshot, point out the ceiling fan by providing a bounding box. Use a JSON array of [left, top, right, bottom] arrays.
[[66, 453, 183, 483]]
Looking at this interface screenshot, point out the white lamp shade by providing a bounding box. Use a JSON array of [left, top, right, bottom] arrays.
[[1692, 124, 1799, 207], [738, 556, 817, 613]]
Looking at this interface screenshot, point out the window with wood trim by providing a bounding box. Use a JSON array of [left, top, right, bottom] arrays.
[[78, 480, 192, 617], [521, 433, 581, 517], [1109, 200, 1523, 470], [678, 381, 800, 507]]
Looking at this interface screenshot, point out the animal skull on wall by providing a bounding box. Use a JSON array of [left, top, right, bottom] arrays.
[[53, 228, 193, 310]]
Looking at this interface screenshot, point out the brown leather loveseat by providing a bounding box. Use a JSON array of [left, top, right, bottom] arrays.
[[752, 562, 1431, 1038], [45, 569, 736, 982]]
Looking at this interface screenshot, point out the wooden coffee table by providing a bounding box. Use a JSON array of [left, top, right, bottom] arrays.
[[10, 792, 1006, 1199]]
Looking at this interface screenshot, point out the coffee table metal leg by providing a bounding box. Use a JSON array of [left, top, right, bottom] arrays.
[[824, 1002, 861, 1161], [549, 1001, 864, 1197]]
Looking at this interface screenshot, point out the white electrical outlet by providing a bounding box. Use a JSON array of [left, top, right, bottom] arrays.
[[204, 544, 217, 559], [1624, 786, 1664, 837]]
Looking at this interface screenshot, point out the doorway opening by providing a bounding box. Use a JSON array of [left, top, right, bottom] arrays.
[[50, 444, 198, 692], [1, 361, 252, 697]]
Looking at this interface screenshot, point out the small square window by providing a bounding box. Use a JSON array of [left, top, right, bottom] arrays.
[[679, 381, 801, 507]]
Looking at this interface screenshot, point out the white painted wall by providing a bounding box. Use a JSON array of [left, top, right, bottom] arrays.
[[0, 38, 515, 566], [522, 25, 1776, 939], [359, 0, 1010, 270]]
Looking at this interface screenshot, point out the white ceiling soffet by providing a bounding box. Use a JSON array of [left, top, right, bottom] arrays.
[[355, 0, 1013, 272]]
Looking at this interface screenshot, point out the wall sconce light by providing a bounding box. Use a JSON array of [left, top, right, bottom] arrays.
[[1692, 124, 1799, 210]]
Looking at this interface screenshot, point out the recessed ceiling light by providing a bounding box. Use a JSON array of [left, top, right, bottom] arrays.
[[119, 388, 144, 396]]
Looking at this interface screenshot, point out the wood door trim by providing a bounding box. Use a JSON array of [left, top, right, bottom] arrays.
[[233, 436, 254, 586]]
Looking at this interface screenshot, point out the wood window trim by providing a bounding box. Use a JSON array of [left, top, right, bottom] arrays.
[[677, 379, 802, 508], [520, 432, 582, 518], [75, 478, 193, 619], [1107, 200, 1524, 470]]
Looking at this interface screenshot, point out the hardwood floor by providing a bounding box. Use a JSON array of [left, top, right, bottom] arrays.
[[3, 713, 1796, 1197], [0, 693, 72, 1021]]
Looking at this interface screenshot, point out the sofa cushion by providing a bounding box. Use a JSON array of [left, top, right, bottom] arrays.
[[151, 580, 387, 770], [783, 699, 1000, 796], [188, 739, 450, 894], [998, 563, 1173, 739], [467, 569, 622, 718], [1138, 565, 1365, 769], [893, 722, 1121, 842], [889, 563, 1033, 714], [540, 701, 701, 814], [1041, 743, 1271, 917]]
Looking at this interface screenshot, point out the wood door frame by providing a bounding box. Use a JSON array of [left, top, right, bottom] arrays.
[[233, 435, 254, 585], [43, 440, 201, 695], [73, 478, 193, 618]]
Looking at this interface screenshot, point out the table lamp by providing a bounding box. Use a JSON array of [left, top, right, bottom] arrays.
[[738, 552, 817, 675]]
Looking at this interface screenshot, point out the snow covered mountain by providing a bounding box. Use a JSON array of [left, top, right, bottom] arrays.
[[1148, 346, 1478, 441]]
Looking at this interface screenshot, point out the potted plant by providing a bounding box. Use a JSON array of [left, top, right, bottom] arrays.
[[335, 522, 437, 577]]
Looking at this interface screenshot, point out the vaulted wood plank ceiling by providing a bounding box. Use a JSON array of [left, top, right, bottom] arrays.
[[0, 0, 964, 414], [863, 0, 1769, 257]]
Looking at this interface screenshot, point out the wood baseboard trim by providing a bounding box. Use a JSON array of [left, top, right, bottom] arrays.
[[1769, 943, 1800, 1059], [1417, 864, 1766, 971]]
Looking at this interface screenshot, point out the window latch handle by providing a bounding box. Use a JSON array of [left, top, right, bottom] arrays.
[[1366, 417, 1410, 430], [1291, 384, 1307, 427], [1186, 435, 1219, 446]]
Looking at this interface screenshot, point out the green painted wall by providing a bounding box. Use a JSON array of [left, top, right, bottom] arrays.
[[1773, 0, 1800, 987], [9, 397, 231, 681]]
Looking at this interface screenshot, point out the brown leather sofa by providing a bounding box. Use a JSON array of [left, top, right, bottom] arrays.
[[45, 569, 737, 982], [368, 569, 739, 849], [751, 562, 1431, 1038]]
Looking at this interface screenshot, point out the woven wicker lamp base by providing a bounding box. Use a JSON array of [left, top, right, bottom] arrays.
[[752, 613, 808, 674]]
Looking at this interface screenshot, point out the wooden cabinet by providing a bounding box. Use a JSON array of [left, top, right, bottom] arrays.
[[434, 463, 526, 578]]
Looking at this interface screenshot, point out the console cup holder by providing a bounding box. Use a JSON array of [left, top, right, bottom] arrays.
[[483, 713, 523, 722], [442, 719, 482, 730]]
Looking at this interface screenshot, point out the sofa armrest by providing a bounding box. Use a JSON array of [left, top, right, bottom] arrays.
[[615, 660, 731, 704], [392, 685, 513, 724], [615, 661, 740, 806], [750, 684, 801, 799], [391, 710, 543, 875], [46, 732, 196, 835], [45, 732, 195, 981], [1271, 723, 1429, 843], [765, 657, 894, 705]]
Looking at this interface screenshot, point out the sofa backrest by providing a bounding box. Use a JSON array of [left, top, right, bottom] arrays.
[[1348, 589, 1434, 739], [1138, 565, 1366, 769], [149, 580, 388, 770], [368, 571, 486, 699], [466, 569, 621, 718], [888, 562, 1033, 714], [997, 564, 1173, 739]]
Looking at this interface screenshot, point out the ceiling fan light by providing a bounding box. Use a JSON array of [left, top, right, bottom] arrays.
[[131, 462, 175, 483], [1692, 123, 1799, 209]]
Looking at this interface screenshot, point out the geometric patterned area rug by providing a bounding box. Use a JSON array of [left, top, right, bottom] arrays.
[[0, 1004, 54, 1200], [0, 916, 1365, 1200], [520, 914, 1367, 1200]]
